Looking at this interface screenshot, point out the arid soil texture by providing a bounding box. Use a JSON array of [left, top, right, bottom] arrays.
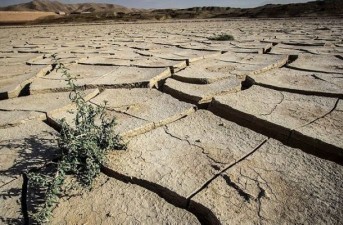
[[0, 18, 342, 224], [0, 11, 56, 23]]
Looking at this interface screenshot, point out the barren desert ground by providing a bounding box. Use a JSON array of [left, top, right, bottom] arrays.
[[1, 18, 343, 224]]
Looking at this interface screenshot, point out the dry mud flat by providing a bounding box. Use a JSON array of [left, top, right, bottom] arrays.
[[0, 18, 343, 224]]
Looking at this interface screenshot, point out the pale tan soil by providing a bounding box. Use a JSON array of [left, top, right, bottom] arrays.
[[0, 11, 56, 22], [0, 19, 342, 225]]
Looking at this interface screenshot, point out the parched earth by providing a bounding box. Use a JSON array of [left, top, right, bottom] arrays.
[[0, 19, 343, 224]]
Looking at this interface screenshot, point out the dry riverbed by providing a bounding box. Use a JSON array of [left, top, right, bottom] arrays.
[[0, 18, 342, 224]]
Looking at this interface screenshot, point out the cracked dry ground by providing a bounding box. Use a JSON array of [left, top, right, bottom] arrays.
[[1, 18, 343, 225]]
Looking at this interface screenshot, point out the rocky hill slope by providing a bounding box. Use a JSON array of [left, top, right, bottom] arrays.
[[151, 0, 343, 19], [0, 0, 342, 25], [0, 0, 134, 13]]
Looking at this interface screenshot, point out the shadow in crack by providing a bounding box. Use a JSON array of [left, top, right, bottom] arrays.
[[101, 166, 221, 225], [0, 133, 59, 224], [18, 83, 31, 97]]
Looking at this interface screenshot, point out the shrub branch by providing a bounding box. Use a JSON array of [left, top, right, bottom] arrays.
[[28, 56, 126, 224]]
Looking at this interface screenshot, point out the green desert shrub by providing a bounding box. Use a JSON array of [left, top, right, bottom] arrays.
[[28, 58, 126, 224], [208, 33, 234, 41]]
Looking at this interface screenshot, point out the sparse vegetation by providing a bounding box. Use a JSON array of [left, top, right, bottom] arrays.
[[28, 57, 126, 224], [316, 27, 330, 30], [208, 33, 235, 41]]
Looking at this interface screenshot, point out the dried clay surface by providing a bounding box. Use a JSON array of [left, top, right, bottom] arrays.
[[0, 18, 342, 224]]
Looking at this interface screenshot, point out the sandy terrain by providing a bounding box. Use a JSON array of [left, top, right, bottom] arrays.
[[0, 19, 342, 224], [0, 11, 56, 23]]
